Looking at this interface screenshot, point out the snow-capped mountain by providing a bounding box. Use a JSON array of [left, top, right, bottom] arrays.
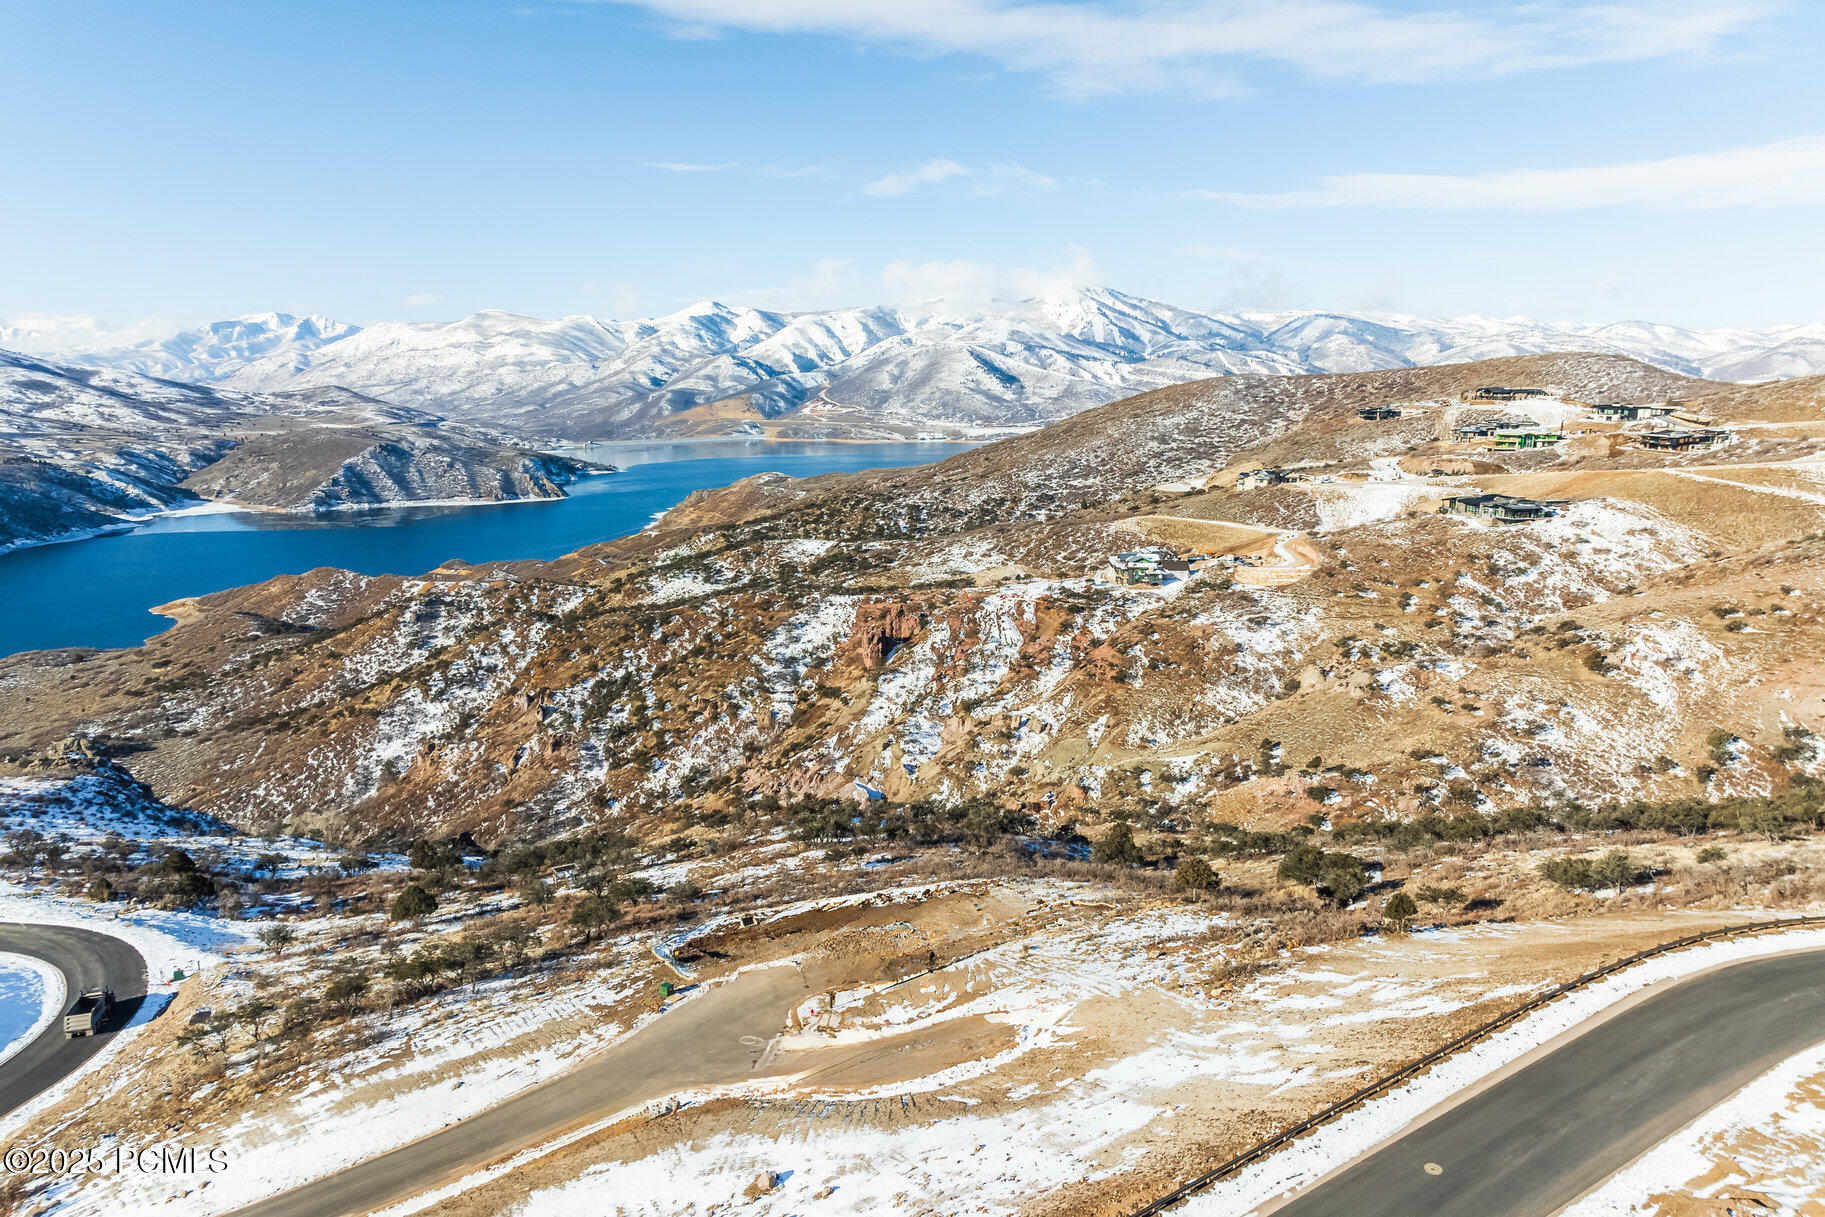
[[28, 290, 1824, 438], [0, 348, 263, 433], [80, 312, 360, 383]]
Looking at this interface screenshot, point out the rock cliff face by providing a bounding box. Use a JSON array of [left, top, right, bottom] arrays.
[[841, 604, 925, 670]]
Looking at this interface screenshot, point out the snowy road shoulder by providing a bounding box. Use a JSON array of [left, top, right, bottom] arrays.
[[1179, 923, 1825, 1216], [1559, 1038, 1825, 1216], [0, 884, 250, 987], [0, 883, 254, 1138], [0, 952, 65, 1069]]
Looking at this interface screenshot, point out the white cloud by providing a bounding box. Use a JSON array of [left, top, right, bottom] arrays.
[[581, 280, 642, 317], [860, 158, 1057, 198], [602, 0, 1773, 97], [1201, 133, 1825, 211], [728, 257, 860, 309], [881, 245, 1102, 309], [0, 314, 179, 355], [402, 292, 444, 307], [862, 157, 970, 197]]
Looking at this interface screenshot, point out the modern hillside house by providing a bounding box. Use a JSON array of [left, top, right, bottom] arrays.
[[1491, 429, 1561, 450], [1593, 403, 1676, 421], [1236, 467, 1289, 490], [1358, 406, 1401, 420], [1104, 548, 1194, 586], [1639, 428, 1729, 450], [1444, 493, 1560, 522]]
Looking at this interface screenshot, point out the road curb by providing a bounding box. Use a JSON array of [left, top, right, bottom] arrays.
[[1126, 912, 1825, 1216]]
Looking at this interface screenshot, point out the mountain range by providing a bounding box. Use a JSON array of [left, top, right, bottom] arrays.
[[6, 289, 1823, 439], [0, 348, 599, 553]]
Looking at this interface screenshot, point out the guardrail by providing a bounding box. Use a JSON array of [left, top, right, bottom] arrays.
[[1128, 913, 1825, 1216]]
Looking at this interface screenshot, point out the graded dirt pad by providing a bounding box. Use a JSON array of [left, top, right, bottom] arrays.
[[396, 896, 1769, 1217], [1128, 514, 1281, 555], [1472, 466, 1825, 545]]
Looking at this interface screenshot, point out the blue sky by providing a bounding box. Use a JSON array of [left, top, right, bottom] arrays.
[[2, 0, 1821, 332]]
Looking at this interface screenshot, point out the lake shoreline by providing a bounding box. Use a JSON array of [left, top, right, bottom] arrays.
[[0, 469, 622, 558], [0, 441, 981, 656]]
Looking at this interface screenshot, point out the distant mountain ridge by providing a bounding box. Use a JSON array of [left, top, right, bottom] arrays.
[[13, 290, 1824, 438], [0, 348, 601, 553]]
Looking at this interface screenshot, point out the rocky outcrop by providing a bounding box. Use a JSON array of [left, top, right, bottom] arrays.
[[842, 603, 924, 670]]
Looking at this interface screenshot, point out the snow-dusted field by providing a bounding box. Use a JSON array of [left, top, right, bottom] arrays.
[[0, 772, 396, 882], [342, 908, 1825, 1217]]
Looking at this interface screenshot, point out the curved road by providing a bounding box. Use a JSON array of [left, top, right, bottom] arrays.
[[1266, 947, 1825, 1217], [227, 961, 812, 1217], [0, 923, 149, 1121]]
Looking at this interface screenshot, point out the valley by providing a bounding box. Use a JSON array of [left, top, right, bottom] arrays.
[[1, 349, 1823, 1217], [13, 4, 1825, 1213]]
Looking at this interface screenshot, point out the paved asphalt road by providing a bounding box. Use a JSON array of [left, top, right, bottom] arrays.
[[0, 923, 149, 1120], [1271, 948, 1825, 1217], [227, 960, 813, 1217]]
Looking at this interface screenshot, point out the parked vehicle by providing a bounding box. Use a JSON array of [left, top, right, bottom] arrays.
[[62, 988, 113, 1038]]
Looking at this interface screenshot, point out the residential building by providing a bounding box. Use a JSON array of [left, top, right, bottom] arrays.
[[1593, 403, 1676, 421], [1491, 429, 1561, 450], [1639, 428, 1729, 450], [1104, 547, 1186, 586], [1444, 493, 1559, 523], [1236, 467, 1289, 490]]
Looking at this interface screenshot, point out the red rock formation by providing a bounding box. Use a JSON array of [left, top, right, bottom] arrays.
[[843, 602, 924, 669]]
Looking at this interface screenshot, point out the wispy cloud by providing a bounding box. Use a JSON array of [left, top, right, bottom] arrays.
[[882, 245, 1102, 308], [861, 157, 969, 197], [861, 158, 1057, 198], [0, 314, 179, 355], [597, 0, 1774, 98], [727, 257, 859, 309], [402, 291, 444, 307], [646, 160, 830, 178], [1200, 133, 1825, 210]]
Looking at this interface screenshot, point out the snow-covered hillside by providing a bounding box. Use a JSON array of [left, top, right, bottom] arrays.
[[12, 290, 1823, 437], [0, 349, 603, 552]]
